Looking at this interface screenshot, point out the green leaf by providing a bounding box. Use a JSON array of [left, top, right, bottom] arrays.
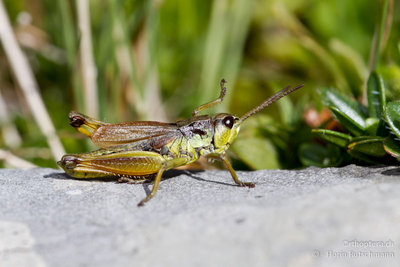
[[365, 117, 380, 135], [298, 143, 342, 167], [312, 129, 351, 148], [329, 39, 367, 98], [347, 136, 386, 157], [329, 106, 365, 136], [321, 88, 367, 129], [383, 136, 400, 158], [347, 150, 383, 164], [232, 136, 280, 169], [385, 101, 400, 140], [367, 72, 386, 119]]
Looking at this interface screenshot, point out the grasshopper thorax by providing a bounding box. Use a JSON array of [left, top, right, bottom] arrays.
[[212, 113, 240, 150]]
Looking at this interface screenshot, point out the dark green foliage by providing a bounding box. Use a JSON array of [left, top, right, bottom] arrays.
[[311, 129, 351, 148], [301, 72, 400, 166]]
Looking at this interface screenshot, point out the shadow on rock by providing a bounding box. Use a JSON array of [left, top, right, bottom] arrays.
[[44, 169, 237, 190], [381, 167, 400, 176], [183, 170, 237, 187], [44, 169, 190, 184], [44, 172, 118, 182]]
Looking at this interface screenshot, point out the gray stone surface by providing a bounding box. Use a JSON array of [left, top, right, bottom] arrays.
[[0, 165, 400, 267]]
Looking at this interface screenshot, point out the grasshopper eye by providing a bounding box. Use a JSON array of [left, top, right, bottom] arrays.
[[70, 115, 85, 127], [222, 116, 234, 129]]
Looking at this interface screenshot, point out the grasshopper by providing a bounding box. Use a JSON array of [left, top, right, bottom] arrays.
[[58, 79, 303, 206]]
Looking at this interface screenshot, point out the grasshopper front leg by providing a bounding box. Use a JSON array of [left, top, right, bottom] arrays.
[[206, 153, 255, 188]]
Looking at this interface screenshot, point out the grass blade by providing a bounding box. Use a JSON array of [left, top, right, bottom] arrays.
[[76, 0, 99, 118], [0, 0, 65, 160]]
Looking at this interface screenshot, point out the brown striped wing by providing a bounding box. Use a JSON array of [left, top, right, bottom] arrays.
[[90, 121, 180, 149]]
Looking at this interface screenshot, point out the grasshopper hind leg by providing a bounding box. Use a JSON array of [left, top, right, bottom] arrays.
[[137, 166, 166, 207], [58, 150, 190, 206], [137, 157, 189, 206]]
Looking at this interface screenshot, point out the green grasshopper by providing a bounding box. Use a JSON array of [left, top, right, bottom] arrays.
[[58, 79, 303, 206]]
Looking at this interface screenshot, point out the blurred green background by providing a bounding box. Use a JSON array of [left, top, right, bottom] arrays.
[[0, 0, 399, 170]]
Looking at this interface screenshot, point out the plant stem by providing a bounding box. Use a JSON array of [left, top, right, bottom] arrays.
[[0, 149, 37, 169], [0, 89, 21, 148], [368, 0, 392, 72], [76, 0, 99, 118], [0, 0, 65, 160]]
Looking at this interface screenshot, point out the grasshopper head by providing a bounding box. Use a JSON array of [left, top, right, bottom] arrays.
[[212, 113, 241, 150], [211, 84, 304, 151]]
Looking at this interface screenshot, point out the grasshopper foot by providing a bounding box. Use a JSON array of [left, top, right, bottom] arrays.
[[237, 182, 255, 188], [137, 195, 153, 207], [137, 199, 146, 207]]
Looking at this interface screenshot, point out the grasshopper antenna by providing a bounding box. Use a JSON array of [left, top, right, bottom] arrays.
[[239, 84, 304, 122]]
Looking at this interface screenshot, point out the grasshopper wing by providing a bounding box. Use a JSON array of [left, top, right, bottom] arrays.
[[91, 121, 179, 149], [69, 111, 179, 149]]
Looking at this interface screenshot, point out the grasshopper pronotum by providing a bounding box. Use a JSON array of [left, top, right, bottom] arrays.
[[58, 80, 303, 206]]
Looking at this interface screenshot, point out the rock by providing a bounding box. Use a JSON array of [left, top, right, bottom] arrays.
[[0, 165, 399, 267]]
